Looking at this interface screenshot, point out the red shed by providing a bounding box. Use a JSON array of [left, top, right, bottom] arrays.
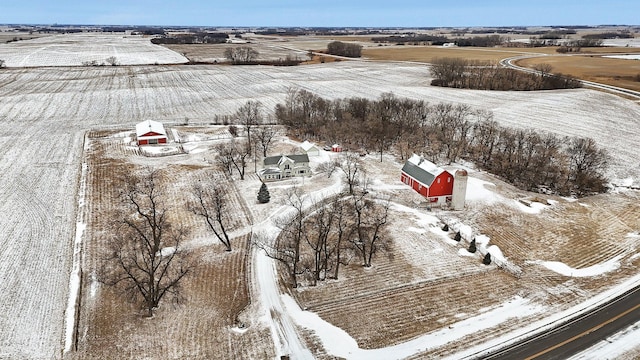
[[136, 120, 167, 145], [400, 154, 454, 205], [331, 144, 343, 152]]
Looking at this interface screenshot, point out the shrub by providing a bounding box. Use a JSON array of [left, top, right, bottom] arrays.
[[483, 253, 492, 265]]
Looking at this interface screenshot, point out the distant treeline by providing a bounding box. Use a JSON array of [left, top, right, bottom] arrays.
[[430, 58, 582, 90], [151, 32, 228, 44], [326, 41, 362, 57], [274, 90, 609, 196], [372, 34, 505, 47], [582, 31, 634, 39]]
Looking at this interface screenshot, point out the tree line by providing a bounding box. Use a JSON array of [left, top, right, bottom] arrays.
[[151, 32, 228, 44], [274, 89, 609, 196], [255, 181, 390, 288], [429, 57, 582, 90], [326, 41, 363, 58]]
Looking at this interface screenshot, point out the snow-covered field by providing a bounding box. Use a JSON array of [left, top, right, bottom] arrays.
[[0, 34, 639, 359], [0, 33, 188, 67]]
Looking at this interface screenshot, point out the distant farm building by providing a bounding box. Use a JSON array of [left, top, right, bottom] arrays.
[[136, 120, 167, 145], [300, 140, 320, 156], [259, 154, 311, 181], [331, 144, 343, 152], [401, 154, 462, 207]]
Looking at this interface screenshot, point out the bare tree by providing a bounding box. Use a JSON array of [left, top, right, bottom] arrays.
[[350, 192, 390, 267], [303, 200, 335, 285], [215, 139, 251, 180], [189, 180, 232, 251], [317, 159, 339, 178], [338, 151, 365, 195], [105, 56, 118, 66], [235, 100, 262, 153], [253, 125, 278, 157], [328, 197, 355, 279], [100, 169, 191, 317], [224, 46, 259, 64], [565, 137, 609, 195]]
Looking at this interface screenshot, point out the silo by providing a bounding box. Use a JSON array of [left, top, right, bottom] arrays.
[[452, 169, 468, 210]]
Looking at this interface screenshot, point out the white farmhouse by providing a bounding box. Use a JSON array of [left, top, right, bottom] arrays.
[[259, 154, 311, 181]]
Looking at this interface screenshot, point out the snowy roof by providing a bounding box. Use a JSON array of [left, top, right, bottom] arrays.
[[264, 154, 309, 166], [401, 154, 446, 186], [300, 140, 318, 152], [136, 120, 167, 137]]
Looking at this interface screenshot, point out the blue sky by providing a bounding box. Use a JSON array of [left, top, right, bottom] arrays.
[[2, 0, 638, 27]]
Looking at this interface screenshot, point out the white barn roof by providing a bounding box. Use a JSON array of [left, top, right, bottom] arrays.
[[136, 120, 167, 137], [401, 154, 446, 186]]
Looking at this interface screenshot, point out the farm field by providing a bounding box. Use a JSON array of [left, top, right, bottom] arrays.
[[515, 54, 640, 92], [0, 33, 188, 67], [0, 33, 638, 359]]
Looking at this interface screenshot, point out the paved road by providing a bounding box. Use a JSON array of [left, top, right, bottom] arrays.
[[480, 285, 640, 359]]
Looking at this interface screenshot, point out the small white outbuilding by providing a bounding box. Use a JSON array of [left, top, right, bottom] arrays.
[[300, 140, 320, 156], [136, 120, 167, 145]]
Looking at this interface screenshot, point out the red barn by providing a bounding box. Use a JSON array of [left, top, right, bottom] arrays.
[[400, 154, 454, 205], [136, 120, 167, 145]]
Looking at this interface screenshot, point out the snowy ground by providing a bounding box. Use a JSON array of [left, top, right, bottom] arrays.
[[0, 33, 188, 67], [0, 33, 638, 359]]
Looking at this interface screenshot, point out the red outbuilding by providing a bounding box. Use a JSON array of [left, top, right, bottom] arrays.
[[400, 154, 454, 205], [136, 120, 167, 145], [331, 144, 343, 152]]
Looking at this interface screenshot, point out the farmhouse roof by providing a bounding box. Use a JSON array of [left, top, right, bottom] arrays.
[[264, 154, 310, 166], [136, 120, 166, 137], [401, 154, 446, 186]]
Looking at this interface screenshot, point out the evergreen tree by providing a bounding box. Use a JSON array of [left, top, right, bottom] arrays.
[[442, 224, 449, 232], [468, 238, 477, 253], [454, 231, 461, 242], [483, 252, 492, 265], [257, 182, 270, 203]]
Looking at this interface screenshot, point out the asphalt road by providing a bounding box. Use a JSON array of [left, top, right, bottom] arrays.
[[480, 285, 640, 359]]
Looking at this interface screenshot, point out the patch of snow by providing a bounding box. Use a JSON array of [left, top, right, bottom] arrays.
[[534, 255, 622, 277], [474, 234, 491, 248], [283, 294, 544, 360], [514, 200, 548, 214], [457, 224, 473, 241], [407, 226, 426, 234], [465, 177, 500, 204], [89, 272, 99, 298], [160, 247, 176, 257], [603, 54, 640, 60], [458, 248, 475, 257], [487, 245, 506, 263]]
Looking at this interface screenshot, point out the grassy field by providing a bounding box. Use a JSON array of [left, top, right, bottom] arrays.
[[515, 54, 640, 92], [361, 44, 640, 92]]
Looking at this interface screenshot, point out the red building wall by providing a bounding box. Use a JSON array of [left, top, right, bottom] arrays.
[[427, 172, 454, 197], [401, 171, 453, 199]]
